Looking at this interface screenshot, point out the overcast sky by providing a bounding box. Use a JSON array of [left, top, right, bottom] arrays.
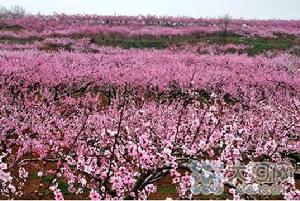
[[0, 0, 299, 20]]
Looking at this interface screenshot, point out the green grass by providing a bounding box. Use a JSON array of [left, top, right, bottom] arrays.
[[90, 32, 295, 54], [0, 36, 43, 44], [41, 175, 73, 196], [205, 32, 293, 55], [218, 191, 230, 199], [198, 89, 211, 104], [248, 37, 293, 55], [57, 180, 72, 196], [41, 43, 73, 51], [29, 172, 41, 179], [205, 32, 245, 44], [41, 175, 54, 183], [0, 29, 296, 54], [91, 35, 169, 49], [158, 185, 177, 193], [0, 24, 24, 32]]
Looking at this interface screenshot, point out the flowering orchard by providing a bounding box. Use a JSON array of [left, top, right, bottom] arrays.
[[0, 15, 300, 200], [1, 15, 300, 38]]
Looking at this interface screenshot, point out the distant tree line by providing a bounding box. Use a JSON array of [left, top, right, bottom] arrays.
[[0, 5, 26, 20]]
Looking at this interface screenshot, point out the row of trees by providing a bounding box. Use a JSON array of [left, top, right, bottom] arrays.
[[0, 5, 26, 20]]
